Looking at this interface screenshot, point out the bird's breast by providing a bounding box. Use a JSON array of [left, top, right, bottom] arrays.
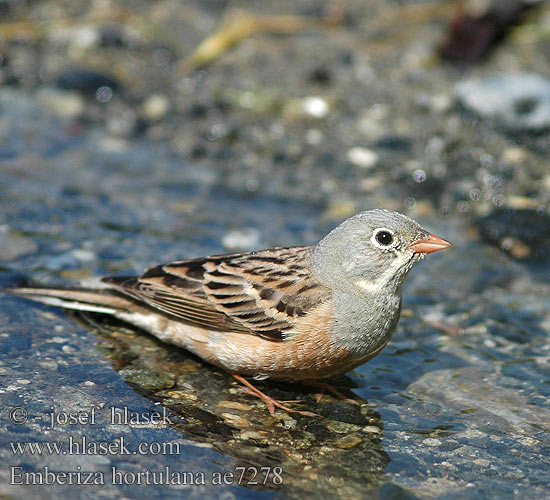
[[330, 289, 402, 361]]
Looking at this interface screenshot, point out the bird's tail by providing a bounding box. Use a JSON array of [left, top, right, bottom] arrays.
[[5, 286, 136, 315]]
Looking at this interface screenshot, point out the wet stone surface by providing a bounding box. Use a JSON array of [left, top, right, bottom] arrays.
[[474, 207, 550, 262], [0, 1, 549, 499]]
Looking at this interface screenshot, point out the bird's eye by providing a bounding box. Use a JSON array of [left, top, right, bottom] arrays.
[[375, 230, 394, 246]]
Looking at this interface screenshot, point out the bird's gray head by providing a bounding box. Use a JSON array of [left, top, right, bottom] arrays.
[[310, 209, 451, 295]]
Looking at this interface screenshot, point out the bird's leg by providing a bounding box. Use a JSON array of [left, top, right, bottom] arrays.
[[303, 381, 361, 406], [231, 374, 318, 417], [239, 387, 302, 405]]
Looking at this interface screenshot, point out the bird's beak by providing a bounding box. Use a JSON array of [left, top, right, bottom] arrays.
[[409, 232, 453, 254]]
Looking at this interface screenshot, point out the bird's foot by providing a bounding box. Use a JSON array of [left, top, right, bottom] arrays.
[[232, 374, 318, 417], [304, 381, 361, 406]]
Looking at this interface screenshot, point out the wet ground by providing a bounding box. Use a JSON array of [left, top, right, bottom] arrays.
[[0, 1, 549, 499]]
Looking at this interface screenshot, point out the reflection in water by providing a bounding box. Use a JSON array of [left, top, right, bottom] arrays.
[[77, 312, 390, 498]]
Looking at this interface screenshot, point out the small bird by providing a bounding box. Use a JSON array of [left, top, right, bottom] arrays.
[[8, 209, 451, 415]]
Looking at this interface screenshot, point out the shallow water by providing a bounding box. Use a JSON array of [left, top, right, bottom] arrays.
[[1, 88, 549, 499], [1, 1, 550, 498]]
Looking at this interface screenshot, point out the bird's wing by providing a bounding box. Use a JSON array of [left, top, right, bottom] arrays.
[[102, 246, 331, 341]]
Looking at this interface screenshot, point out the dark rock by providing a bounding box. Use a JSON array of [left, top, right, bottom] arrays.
[[56, 69, 122, 97], [187, 103, 209, 118], [375, 136, 413, 152], [439, 0, 539, 62], [318, 402, 368, 425], [98, 25, 129, 48], [376, 482, 422, 500], [475, 207, 550, 262], [308, 66, 332, 85]]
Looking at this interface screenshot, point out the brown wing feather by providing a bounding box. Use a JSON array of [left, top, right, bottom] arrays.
[[102, 247, 331, 341]]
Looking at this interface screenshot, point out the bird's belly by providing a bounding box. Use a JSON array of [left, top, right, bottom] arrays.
[[116, 300, 389, 382], [118, 301, 368, 381], [181, 326, 362, 381]]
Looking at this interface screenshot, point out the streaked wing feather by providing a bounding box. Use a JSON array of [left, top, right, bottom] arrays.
[[102, 247, 331, 341], [103, 274, 245, 332]]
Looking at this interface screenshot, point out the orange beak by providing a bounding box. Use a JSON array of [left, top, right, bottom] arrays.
[[409, 232, 452, 254]]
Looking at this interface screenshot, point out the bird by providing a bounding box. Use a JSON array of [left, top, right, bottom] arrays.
[[7, 209, 452, 416]]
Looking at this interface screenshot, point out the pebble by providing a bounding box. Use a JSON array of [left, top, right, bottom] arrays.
[[301, 96, 329, 118], [221, 413, 250, 429], [222, 228, 260, 250], [305, 128, 324, 144], [334, 434, 363, 449], [475, 207, 550, 261], [119, 368, 175, 391], [70, 248, 96, 262], [217, 401, 253, 411], [38, 89, 85, 118], [347, 147, 379, 169], [455, 73, 550, 131], [56, 26, 100, 49], [56, 69, 122, 98], [0, 230, 37, 261], [165, 390, 197, 401], [356, 105, 388, 140], [423, 438, 442, 447], [239, 430, 265, 441], [362, 425, 382, 434], [141, 94, 170, 121], [36, 360, 59, 371], [501, 147, 527, 164]]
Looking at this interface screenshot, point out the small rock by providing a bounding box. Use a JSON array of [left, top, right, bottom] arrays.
[[176, 360, 202, 375], [417, 92, 451, 113], [165, 390, 197, 401], [308, 66, 332, 85], [222, 228, 260, 250], [455, 73, 550, 131], [119, 368, 175, 391], [305, 128, 324, 145], [506, 196, 539, 210], [98, 25, 130, 48], [37, 360, 58, 371], [56, 69, 122, 98], [217, 401, 253, 411], [423, 438, 442, 447], [334, 434, 363, 449], [141, 94, 170, 121], [500, 237, 531, 259], [347, 147, 379, 169], [0, 230, 37, 261], [63, 26, 101, 49], [221, 413, 250, 429], [239, 430, 265, 441], [301, 96, 329, 118], [475, 207, 550, 262], [362, 425, 382, 434], [70, 248, 96, 262], [38, 89, 85, 118], [473, 458, 491, 467], [501, 147, 527, 164]]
